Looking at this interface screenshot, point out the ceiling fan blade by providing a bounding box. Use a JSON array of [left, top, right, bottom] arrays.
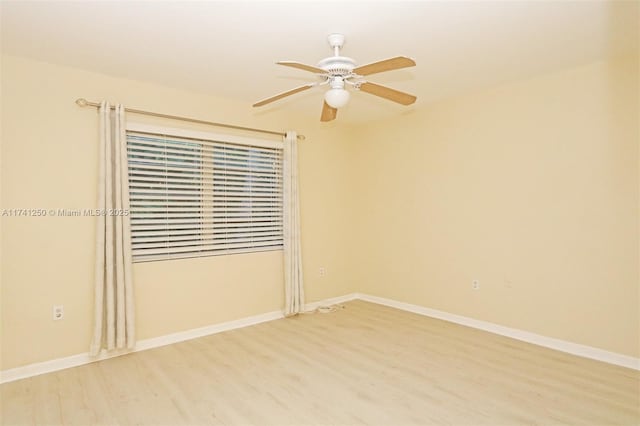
[[253, 84, 315, 107], [277, 61, 326, 74], [353, 56, 416, 76], [320, 101, 337, 122], [359, 82, 417, 105]]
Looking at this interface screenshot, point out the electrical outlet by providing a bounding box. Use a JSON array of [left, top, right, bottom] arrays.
[[53, 305, 64, 321], [319, 267, 326, 277], [472, 280, 480, 290]]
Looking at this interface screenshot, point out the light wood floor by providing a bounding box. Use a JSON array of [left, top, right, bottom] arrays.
[[2, 300, 639, 425]]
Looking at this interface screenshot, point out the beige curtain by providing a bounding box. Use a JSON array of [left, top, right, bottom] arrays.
[[283, 131, 305, 316], [90, 102, 135, 356]]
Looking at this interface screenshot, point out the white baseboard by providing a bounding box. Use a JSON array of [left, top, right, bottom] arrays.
[[356, 293, 640, 371], [0, 309, 285, 384], [3, 291, 637, 383], [134, 310, 285, 353]]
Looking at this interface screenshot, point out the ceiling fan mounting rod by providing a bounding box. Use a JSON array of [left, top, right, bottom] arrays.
[[327, 33, 345, 56]]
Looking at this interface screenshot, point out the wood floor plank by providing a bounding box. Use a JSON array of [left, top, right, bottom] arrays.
[[2, 300, 638, 425]]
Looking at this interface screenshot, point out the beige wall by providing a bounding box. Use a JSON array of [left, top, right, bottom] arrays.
[[351, 57, 639, 357], [0, 55, 358, 370], [2, 53, 638, 371]]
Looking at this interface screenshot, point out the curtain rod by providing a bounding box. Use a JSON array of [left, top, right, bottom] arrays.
[[74, 98, 305, 141]]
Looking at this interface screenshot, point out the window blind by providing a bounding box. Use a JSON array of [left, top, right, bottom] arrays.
[[126, 131, 283, 262]]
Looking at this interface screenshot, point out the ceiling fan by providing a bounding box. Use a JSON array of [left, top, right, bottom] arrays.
[[253, 34, 417, 122]]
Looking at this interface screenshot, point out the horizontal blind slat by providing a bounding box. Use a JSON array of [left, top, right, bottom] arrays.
[[133, 231, 283, 243], [130, 204, 282, 209], [131, 226, 283, 238], [129, 168, 280, 180], [129, 152, 282, 170], [129, 163, 280, 178], [128, 194, 281, 201], [129, 175, 281, 188], [133, 235, 283, 250], [132, 240, 282, 256], [128, 133, 281, 155], [134, 246, 281, 263], [128, 141, 282, 159]]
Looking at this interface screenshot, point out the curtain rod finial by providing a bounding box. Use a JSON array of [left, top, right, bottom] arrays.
[[75, 98, 88, 107], [297, 135, 306, 141]]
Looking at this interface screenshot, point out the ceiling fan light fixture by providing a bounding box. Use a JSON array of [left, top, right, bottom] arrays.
[[324, 88, 350, 109]]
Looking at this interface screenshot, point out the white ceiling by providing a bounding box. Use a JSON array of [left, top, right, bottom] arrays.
[[2, 1, 638, 124]]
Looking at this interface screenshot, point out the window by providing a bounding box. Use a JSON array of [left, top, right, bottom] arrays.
[[126, 125, 283, 262]]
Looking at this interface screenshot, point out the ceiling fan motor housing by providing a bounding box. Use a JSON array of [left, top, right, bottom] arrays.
[[317, 56, 356, 77]]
